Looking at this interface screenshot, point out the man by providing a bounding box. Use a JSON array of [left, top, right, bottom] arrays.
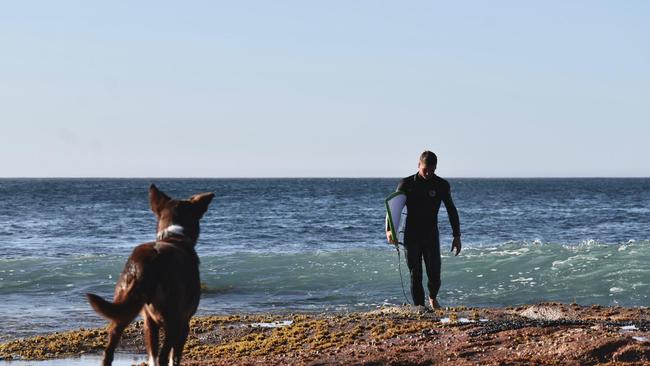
[[386, 151, 461, 309]]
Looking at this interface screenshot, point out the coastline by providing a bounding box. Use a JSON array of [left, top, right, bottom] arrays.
[[1, 303, 648, 365]]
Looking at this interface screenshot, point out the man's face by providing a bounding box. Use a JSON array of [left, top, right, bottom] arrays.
[[418, 161, 436, 180]]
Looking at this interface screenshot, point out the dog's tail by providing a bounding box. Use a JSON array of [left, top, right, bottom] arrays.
[[86, 293, 144, 323]]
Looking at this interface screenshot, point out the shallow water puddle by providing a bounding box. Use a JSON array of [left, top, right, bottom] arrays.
[[618, 324, 648, 342], [0, 353, 145, 365], [250, 320, 294, 328], [619, 325, 638, 331], [439, 317, 488, 324]]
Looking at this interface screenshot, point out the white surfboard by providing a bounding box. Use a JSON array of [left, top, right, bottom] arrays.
[[385, 191, 406, 244]]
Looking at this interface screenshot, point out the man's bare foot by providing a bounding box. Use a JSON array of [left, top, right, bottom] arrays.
[[429, 297, 441, 309]]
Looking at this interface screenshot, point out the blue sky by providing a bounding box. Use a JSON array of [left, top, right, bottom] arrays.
[[1, 1, 648, 177]]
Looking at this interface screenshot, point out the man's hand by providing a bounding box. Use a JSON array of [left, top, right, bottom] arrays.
[[386, 230, 398, 245], [451, 236, 462, 256]]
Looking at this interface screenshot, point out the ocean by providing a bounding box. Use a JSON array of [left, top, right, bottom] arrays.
[[0, 178, 648, 342]]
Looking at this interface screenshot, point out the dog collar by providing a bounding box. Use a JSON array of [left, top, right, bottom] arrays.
[[156, 224, 187, 241]]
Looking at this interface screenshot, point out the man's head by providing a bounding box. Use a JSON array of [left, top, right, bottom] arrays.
[[418, 151, 437, 180]]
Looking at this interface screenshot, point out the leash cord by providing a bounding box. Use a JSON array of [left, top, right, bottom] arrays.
[[390, 210, 411, 305], [396, 243, 412, 305]]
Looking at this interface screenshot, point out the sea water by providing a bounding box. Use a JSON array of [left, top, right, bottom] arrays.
[[0, 178, 648, 341]]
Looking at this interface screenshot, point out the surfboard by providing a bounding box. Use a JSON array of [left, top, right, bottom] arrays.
[[385, 191, 406, 244]]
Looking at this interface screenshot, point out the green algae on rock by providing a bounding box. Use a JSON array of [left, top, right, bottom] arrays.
[[2, 304, 649, 365]]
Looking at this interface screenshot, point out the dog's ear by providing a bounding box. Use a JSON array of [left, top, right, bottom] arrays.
[[190, 192, 215, 219], [149, 184, 171, 216]]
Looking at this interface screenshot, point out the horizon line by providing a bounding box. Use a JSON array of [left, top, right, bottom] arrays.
[[0, 176, 648, 179]]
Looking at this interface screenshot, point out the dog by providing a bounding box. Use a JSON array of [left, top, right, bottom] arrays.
[[86, 184, 214, 366]]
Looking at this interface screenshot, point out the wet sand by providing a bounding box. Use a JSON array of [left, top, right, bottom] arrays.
[[1, 303, 649, 365]]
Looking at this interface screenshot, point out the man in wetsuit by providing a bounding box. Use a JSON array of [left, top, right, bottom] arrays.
[[386, 151, 461, 309]]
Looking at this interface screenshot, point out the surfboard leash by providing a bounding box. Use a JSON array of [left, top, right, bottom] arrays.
[[396, 243, 412, 306]]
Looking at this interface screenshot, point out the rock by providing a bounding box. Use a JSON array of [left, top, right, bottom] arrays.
[[518, 304, 572, 321]]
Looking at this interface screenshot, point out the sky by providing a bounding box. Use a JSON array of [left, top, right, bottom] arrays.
[[1, 1, 648, 177]]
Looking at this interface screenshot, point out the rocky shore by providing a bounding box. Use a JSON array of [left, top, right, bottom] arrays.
[[1, 303, 649, 365]]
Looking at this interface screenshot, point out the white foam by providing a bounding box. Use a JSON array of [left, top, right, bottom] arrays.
[[490, 248, 531, 257], [511, 277, 533, 283]]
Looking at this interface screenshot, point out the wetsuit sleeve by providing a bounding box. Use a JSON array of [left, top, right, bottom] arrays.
[[442, 184, 461, 237]]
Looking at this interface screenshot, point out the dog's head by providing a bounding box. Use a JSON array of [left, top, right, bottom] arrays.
[[149, 184, 214, 244]]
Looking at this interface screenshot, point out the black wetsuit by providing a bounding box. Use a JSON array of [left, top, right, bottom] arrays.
[[390, 173, 461, 306]]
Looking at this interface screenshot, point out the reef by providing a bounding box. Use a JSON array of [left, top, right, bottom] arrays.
[[1, 303, 649, 365]]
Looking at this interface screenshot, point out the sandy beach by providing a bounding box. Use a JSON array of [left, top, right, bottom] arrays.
[[1, 303, 648, 365]]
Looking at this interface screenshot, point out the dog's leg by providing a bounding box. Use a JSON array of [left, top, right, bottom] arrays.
[[157, 322, 179, 366], [102, 321, 126, 366], [171, 322, 190, 366], [144, 316, 160, 366]]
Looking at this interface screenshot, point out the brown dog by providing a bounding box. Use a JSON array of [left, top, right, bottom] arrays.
[[87, 184, 214, 366]]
